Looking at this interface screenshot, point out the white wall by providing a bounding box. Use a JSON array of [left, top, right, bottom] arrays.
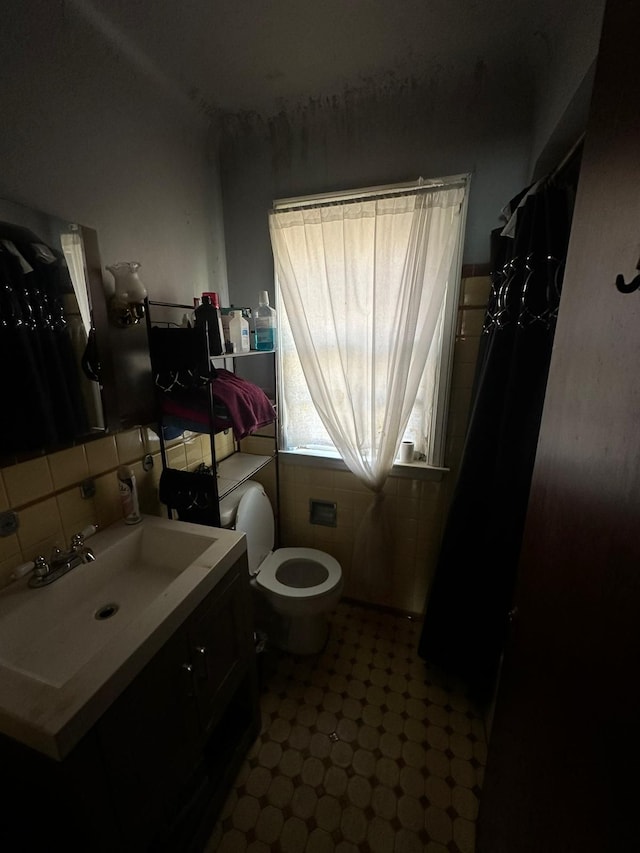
[[528, 0, 606, 177], [218, 58, 534, 314], [0, 0, 226, 306]]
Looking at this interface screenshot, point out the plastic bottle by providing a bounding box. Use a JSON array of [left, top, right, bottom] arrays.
[[117, 466, 142, 524], [229, 310, 250, 353], [254, 290, 277, 351], [193, 293, 224, 356]]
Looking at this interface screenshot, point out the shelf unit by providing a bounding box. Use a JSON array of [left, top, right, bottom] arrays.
[[145, 299, 279, 534]]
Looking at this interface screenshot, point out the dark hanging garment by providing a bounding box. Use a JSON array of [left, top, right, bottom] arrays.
[[0, 225, 89, 454], [418, 152, 581, 697]]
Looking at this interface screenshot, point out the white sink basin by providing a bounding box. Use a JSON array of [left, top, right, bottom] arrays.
[[0, 520, 217, 687], [0, 515, 246, 759]]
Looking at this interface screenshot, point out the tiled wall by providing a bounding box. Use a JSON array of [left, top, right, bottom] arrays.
[[268, 275, 491, 615], [0, 427, 234, 588], [0, 275, 489, 612]]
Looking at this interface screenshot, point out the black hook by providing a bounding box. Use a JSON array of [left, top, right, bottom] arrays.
[[615, 256, 640, 293], [615, 273, 640, 294]]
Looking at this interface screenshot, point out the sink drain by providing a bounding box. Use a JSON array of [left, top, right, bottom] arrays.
[[95, 603, 119, 620]]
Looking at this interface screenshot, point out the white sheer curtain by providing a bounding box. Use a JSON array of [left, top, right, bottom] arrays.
[[269, 185, 466, 490], [269, 185, 466, 601]]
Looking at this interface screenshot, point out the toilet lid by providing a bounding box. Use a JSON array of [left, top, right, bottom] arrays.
[[219, 481, 274, 575], [256, 547, 343, 599]]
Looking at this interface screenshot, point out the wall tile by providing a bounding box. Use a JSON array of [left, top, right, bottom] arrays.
[[145, 453, 165, 518], [333, 491, 354, 530], [93, 470, 122, 530], [462, 276, 491, 306], [166, 444, 188, 470], [306, 486, 336, 506], [397, 497, 420, 520], [454, 336, 482, 365], [48, 445, 89, 491], [396, 478, 422, 500], [452, 360, 477, 391], [458, 308, 485, 338], [184, 435, 203, 469], [215, 430, 235, 460], [3, 458, 54, 508], [17, 497, 63, 551], [383, 478, 398, 497], [0, 556, 22, 588], [85, 435, 119, 476], [0, 530, 21, 563], [447, 387, 473, 439], [115, 428, 144, 464], [56, 487, 97, 543]]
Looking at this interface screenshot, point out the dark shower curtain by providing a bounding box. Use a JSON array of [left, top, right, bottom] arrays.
[[418, 147, 582, 697]]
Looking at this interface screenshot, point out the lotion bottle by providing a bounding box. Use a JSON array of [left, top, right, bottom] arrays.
[[229, 310, 250, 353], [118, 465, 142, 524]]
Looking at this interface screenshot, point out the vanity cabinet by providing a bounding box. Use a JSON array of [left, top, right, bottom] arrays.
[[0, 554, 260, 853]]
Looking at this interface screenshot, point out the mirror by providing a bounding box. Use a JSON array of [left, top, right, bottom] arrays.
[[0, 198, 108, 465]]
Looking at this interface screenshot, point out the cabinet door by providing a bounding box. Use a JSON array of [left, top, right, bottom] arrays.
[[188, 560, 254, 733], [476, 1, 640, 850], [97, 622, 202, 850]]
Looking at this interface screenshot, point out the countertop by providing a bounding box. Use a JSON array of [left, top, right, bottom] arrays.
[[0, 516, 247, 760]]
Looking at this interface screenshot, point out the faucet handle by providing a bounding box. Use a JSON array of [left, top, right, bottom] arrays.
[[49, 545, 63, 563], [70, 532, 85, 550], [33, 555, 50, 578], [71, 524, 98, 549]]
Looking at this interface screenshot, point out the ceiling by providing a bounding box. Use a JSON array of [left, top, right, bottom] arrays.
[[79, 0, 603, 120]]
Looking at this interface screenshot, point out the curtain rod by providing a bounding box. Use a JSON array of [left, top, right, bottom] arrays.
[[272, 173, 470, 212]]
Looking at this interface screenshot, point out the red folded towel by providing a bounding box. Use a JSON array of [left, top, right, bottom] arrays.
[[161, 369, 275, 440]]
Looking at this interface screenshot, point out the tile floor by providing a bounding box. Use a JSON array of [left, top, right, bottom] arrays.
[[205, 600, 487, 853]]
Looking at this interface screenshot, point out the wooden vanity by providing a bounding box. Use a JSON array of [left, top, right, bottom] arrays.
[[0, 523, 260, 852]]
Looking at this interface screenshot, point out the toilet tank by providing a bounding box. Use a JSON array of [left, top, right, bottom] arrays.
[[219, 481, 274, 575]]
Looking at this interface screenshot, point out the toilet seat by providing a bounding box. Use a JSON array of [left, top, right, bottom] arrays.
[[220, 480, 343, 654], [256, 548, 342, 600]]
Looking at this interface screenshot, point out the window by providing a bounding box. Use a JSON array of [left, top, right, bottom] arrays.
[[269, 176, 469, 475]]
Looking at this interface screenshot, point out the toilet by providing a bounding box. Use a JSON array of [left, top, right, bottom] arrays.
[[219, 481, 343, 655]]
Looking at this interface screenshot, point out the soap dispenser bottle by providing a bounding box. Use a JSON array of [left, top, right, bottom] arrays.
[[254, 290, 277, 351]]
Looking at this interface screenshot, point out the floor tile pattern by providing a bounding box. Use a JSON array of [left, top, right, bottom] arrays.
[[206, 600, 486, 852]]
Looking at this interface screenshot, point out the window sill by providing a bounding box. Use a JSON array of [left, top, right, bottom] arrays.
[[278, 450, 448, 482]]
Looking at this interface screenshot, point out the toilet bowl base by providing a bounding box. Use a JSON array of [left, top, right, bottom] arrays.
[[277, 612, 330, 656]]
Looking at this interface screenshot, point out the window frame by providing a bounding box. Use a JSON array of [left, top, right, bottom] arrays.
[[272, 173, 471, 471]]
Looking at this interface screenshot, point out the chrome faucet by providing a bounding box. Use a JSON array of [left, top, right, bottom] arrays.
[[29, 528, 97, 588]]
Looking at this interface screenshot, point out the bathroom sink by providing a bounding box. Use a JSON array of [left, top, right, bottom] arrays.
[[0, 515, 246, 759], [0, 520, 217, 687]]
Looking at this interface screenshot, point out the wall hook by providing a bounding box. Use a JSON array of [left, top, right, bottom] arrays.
[[615, 256, 640, 293], [615, 273, 640, 293]]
